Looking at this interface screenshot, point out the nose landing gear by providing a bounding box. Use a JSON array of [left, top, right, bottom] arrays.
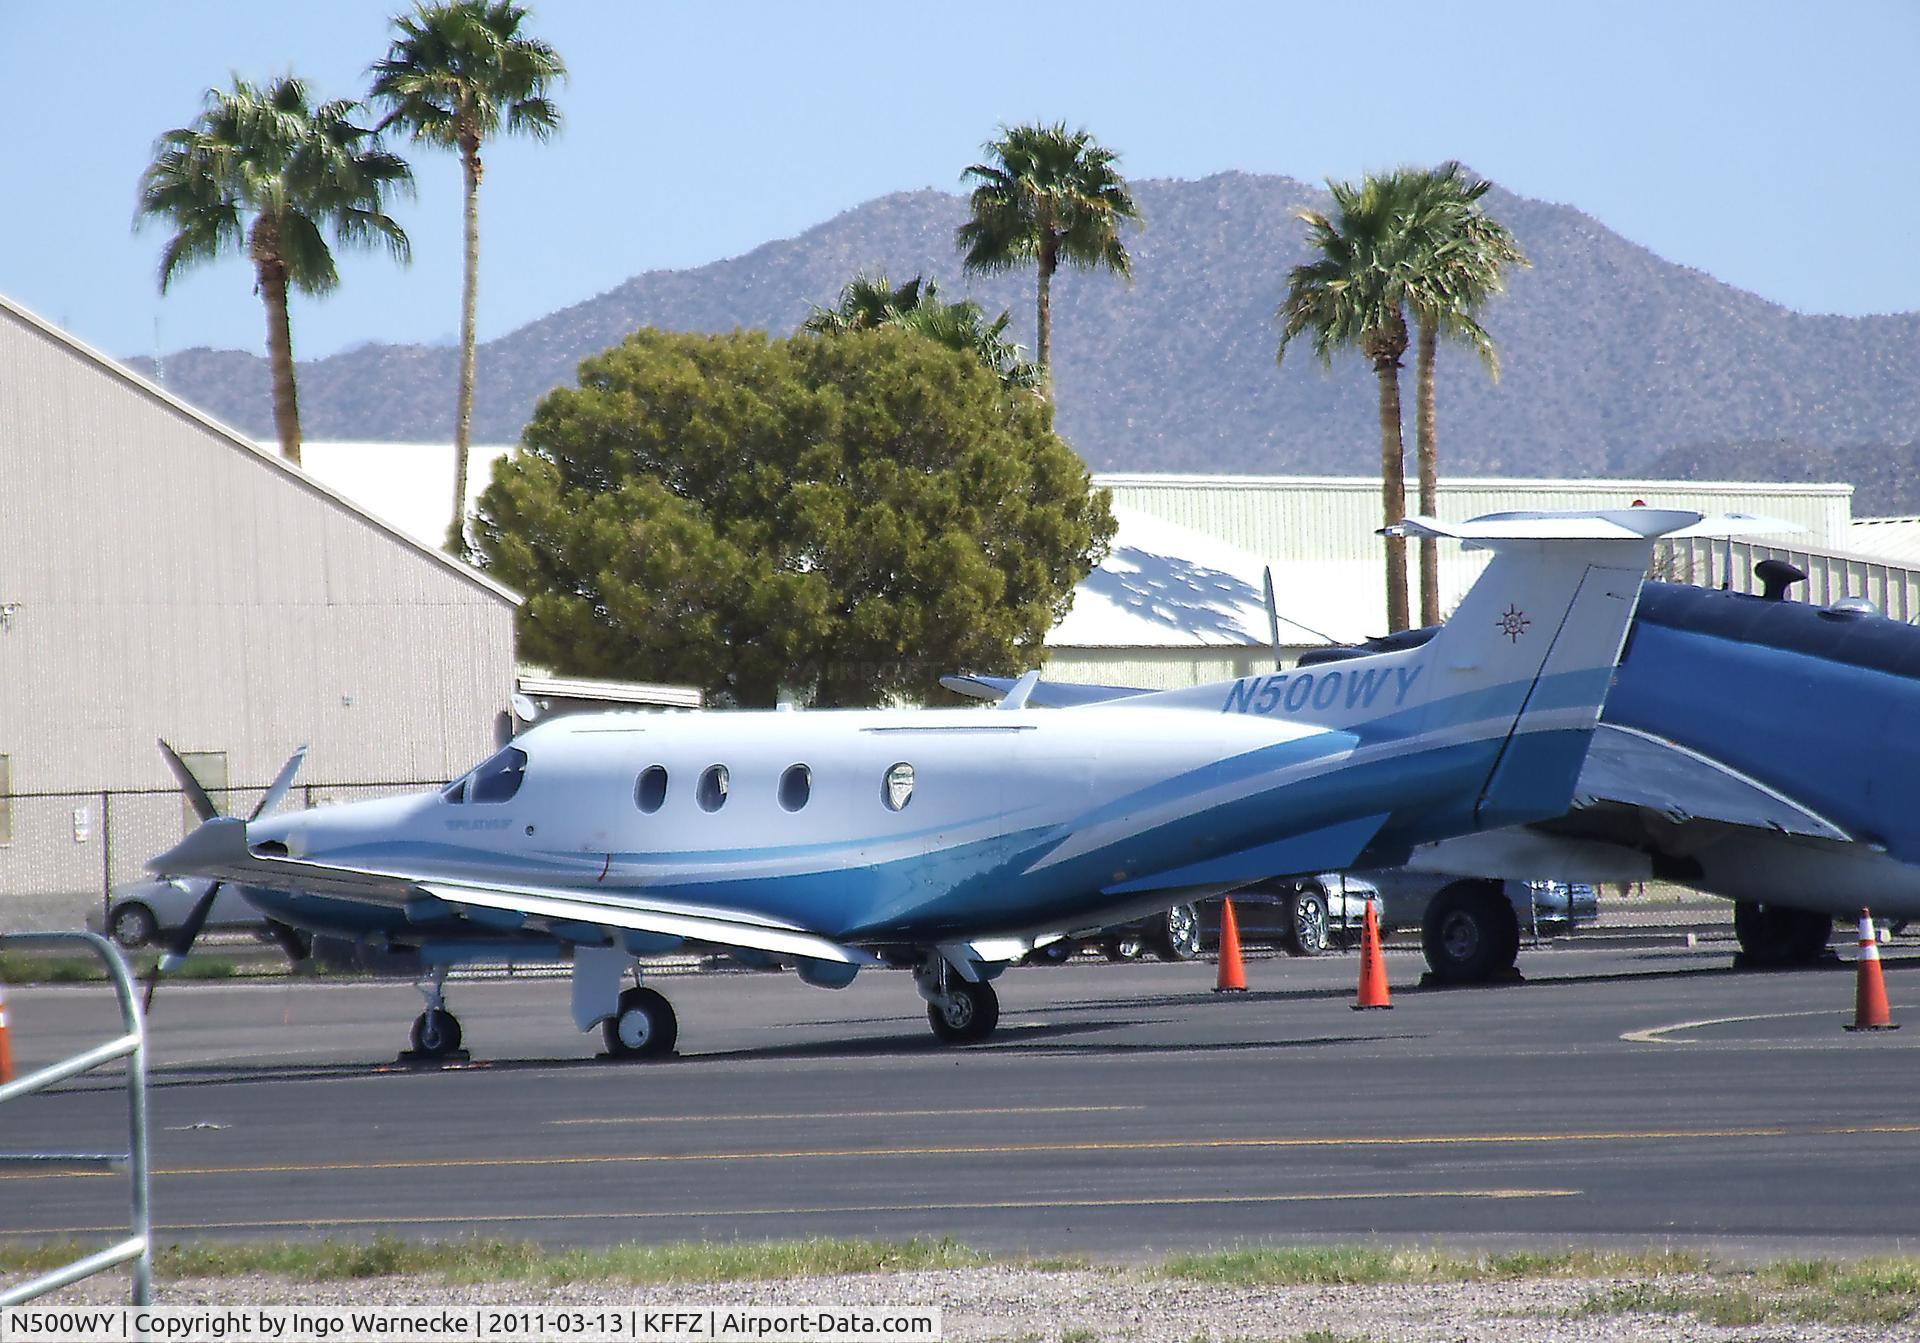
[[401, 969, 468, 1063]]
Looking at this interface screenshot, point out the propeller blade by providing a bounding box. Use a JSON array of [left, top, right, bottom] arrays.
[[249, 745, 309, 821], [157, 739, 220, 824], [142, 878, 221, 1014]]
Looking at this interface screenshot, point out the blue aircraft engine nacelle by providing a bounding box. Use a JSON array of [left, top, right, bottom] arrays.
[[795, 957, 860, 990]]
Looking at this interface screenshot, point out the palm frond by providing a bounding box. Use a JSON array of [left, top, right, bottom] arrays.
[[955, 121, 1140, 279]]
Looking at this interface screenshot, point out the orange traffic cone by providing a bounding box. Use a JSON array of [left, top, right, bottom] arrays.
[[1353, 899, 1392, 1010], [1845, 909, 1899, 1032], [0, 982, 14, 1084], [1214, 898, 1248, 992]]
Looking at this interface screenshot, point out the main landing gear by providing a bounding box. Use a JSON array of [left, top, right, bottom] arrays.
[[603, 985, 678, 1059], [915, 954, 999, 1044], [573, 945, 678, 1061]]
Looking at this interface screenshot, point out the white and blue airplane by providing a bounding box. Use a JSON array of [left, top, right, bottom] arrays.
[[148, 508, 1764, 1059]]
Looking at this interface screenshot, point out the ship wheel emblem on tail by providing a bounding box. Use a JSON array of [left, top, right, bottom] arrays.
[[1497, 604, 1530, 642]]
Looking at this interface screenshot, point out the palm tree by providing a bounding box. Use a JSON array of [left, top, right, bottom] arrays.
[[956, 123, 1139, 398], [137, 77, 412, 466], [803, 273, 1040, 392], [370, 0, 565, 553], [1277, 173, 1420, 632], [1401, 164, 1528, 625]]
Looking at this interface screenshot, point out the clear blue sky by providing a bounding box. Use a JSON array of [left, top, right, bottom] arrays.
[[5, 1, 1916, 362]]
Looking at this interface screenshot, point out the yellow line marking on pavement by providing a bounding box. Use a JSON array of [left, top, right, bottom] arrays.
[[550, 1105, 1145, 1126], [0, 1188, 1581, 1238], [1621, 1009, 1841, 1045], [8, 1124, 1910, 1183]]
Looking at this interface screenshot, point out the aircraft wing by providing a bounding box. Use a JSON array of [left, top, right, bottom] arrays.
[[152, 817, 877, 966], [1572, 723, 1851, 840]]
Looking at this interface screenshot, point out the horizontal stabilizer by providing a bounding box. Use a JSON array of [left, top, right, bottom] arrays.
[[1386, 509, 1798, 543]]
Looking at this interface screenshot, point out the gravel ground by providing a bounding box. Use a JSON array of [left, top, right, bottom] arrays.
[[29, 1266, 1905, 1342]]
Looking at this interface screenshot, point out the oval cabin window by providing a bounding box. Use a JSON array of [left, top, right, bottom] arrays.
[[779, 764, 811, 812], [635, 766, 668, 813], [883, 762, 915, 812], [696, 765, 730, 813]]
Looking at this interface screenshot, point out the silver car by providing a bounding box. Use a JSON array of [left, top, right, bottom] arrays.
[[91, 877, 266, 949]]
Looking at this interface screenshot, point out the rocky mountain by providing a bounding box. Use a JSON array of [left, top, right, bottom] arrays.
[[1642, 439, 1920, 517], [132, 172, 1920, 492]]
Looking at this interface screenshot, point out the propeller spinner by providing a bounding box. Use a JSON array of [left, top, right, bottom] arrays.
[[145, 740, 307, 1012]]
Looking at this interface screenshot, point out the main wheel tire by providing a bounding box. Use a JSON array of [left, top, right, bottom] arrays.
[[1288, 890, 1331, 957], [1733, 901, 1833, 967], [409, 1008, 462, 1057], [1421, 883, 1521, 984], [927, 979, 1000, 1044], [1154, 904, 1203, 962], [1103, 934, 1145, 962], [603, 986, 679, 1059], [110, 903, 157, 949]]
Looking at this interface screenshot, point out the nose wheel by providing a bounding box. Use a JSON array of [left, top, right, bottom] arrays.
[[409, 1007, 463, 1057], [399, 969, 469, 1063]]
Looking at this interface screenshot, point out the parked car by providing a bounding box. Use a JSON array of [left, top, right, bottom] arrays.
[[1198, 872, 1379, 956], [89, 877, 268, 949], [1026, 902, 1205, 964], [1027, 874, 1379, 965]]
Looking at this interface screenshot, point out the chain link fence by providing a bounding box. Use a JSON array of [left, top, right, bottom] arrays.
[[0, 781, 442, 933]]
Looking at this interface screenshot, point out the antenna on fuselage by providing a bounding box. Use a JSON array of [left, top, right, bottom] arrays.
[[1261, 565, 1339, 666]]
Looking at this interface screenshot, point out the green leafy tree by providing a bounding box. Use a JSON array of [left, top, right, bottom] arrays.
[[472, 328, 1114, 706], [803, 272, 1039, 392], [1278, 173, 1420, 632], [136, 76, 412, 465], [956, 122, 1140, 398], [370, 0, 565, 553], [1401, 163, 1528, 625]]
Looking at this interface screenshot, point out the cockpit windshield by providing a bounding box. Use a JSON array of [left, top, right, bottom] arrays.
[[447, 746, 528, 805]]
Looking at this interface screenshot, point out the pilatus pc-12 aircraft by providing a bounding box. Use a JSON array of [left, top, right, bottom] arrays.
[[148, 508, 1763, 1060]]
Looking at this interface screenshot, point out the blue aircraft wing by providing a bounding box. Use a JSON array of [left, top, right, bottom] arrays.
[[1572, 723, 1851, 840]]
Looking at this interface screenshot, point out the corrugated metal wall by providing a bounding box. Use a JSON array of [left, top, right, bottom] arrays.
[[1096, 473, 1857, 622], [0, 300, 518, 928]]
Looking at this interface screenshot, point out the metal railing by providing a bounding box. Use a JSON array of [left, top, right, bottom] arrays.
[[0, 931, 152, 1307]]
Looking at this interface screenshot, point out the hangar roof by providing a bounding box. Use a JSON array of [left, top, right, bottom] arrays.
[[1055, 504, 1382, 650], [0, 294, 519, 607]]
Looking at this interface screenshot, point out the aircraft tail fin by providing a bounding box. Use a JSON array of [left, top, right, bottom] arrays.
[[1180, 509, 1791, 835], [1383, 509, 1786, 830]]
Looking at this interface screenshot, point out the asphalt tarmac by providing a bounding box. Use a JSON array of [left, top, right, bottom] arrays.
[[4, 942, 1919, 1258]]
